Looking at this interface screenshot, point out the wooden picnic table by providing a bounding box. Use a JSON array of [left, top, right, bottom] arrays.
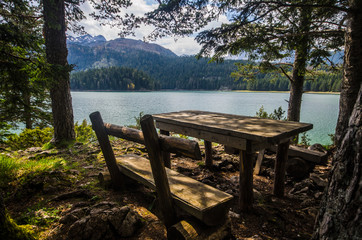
[[153, 110, 313, 211]]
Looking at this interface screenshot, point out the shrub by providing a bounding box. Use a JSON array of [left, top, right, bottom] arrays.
[[5, 127, 53, 150], [75, 119, 96, 143]]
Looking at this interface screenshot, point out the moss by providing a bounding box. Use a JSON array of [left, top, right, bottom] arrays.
[[0, 212, 36, 240]]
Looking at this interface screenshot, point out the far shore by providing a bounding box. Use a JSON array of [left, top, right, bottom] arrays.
[[71, 89, 340, 95]]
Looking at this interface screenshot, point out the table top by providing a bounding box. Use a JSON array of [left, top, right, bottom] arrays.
[[153, 110, 313, 143]]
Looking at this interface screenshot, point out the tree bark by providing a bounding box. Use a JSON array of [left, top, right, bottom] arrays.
[[313, 2, 362, 238], [334, 0, 362, 146], [287, 9, 310, 123], [43, 0, 75, 143], [313, 83, 361, 239]]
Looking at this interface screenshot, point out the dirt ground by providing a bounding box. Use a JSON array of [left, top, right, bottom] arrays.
[[4, 139, 332, 239]]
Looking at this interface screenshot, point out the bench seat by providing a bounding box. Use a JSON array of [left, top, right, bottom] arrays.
[[116, 154, 233, 226]]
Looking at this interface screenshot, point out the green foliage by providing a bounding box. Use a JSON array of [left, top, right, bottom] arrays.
[[0, 156, 18, 187], [18, 206, 61, 227], [0, 211, 35, 240], [75, 120, 96, 143], [128, 112, 144, 129], [0, 0, 51, 130], [0, 122, 13, 143], [300, 133, 311, 146], [256, 106, 286, 120], [5, 128, 53, 150], [70, 66, 160, 91]]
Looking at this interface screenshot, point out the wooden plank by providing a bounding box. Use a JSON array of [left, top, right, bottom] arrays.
[[116, 155, 233, 226], [155, 121, 247, 150], [273, 140, 290, 197], [104, 123, 201, 160], [239, 140, 253, 212], [160, 129, 171, 168], [253, 149, 265, 175], [204, 140, 213, 167], [140, 115, 176, 228], [268, 145, 326, 163], [89, 111, 124, 189], [153, 110, 313, 143]]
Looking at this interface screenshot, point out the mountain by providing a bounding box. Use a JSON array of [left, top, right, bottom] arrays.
[[67, 35, 342, 92], [67, 34, 106, 46], [67, 35, 176, 58]]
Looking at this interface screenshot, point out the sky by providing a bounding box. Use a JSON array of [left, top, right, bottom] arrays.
[[75, 0, 229, 56]]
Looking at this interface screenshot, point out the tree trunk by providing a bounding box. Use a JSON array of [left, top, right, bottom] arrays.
[[24, 90, 32, 129], [313, 82, 361, 239], [43, 0, 75, 143], [287, 9, 310, 123], [334, 0, 362, 146], [313, 2, 362, 237]]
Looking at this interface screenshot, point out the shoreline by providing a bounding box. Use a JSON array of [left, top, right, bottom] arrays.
[[71, 89, 340, 95]]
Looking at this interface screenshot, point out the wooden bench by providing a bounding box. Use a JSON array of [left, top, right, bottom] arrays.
[[89, 111, 233, 229]]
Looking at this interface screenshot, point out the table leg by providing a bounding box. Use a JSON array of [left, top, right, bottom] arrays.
[[273, 140, 290, 197], [204, 140, 213, 167], [253, 149, 265, 175], [239, 141, 253, 212], [160, 129, 171, 168]]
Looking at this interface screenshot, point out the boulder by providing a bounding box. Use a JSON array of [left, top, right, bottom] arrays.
[[286, 157, 313, 180], [62, 202, 142, 240]]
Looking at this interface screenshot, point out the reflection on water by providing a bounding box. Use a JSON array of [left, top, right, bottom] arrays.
[[72, 91, 339, 145]]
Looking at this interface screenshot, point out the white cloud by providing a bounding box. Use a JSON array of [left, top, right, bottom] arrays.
[[74, 0, 229, 56]]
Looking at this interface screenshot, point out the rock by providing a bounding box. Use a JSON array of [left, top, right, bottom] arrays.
[[65, 202, 142, 240], [308, 143, 327, 153], [310, 173, 328, 188], [286, 157, 312, 180], [253, 189, 262, 200], [25, 147, 43, 153]]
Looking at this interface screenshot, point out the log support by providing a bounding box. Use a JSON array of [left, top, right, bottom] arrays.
[[204, 140, 213, 167], [140, 115, 177, 228], [167, 218, 231, 240], [239, 140, 253, 212], [253, 149, 265, 175], [160, 129, 171, 168], [89, 112, 124, 189], [273, 140, 290, 197]]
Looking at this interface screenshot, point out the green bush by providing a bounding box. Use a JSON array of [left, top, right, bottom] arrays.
[[75, 119, 96, 143], [5, 127, 53, 150], [256, 105, 286, 120]]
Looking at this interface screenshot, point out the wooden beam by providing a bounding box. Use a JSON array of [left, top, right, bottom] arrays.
[[160, 129, 171, 168], [239, 140, 253, 212], [89, 111, 124, 189], [140, 115, 177, 228], [155, 121, 247, 150], [273, 140, 290, 197], [167, 218, 231, 239], [104, 123, 201, 160]]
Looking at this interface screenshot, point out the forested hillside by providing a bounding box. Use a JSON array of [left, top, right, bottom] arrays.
[[70, 67, 160, 91], [68, 36, 342, 92]]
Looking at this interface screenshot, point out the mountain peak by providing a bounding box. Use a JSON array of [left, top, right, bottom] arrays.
[[67, 34, 107, 46]]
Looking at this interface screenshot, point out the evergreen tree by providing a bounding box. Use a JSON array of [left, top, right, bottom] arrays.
[[129, 0, 345, 123], [0, 0, 51, 132]]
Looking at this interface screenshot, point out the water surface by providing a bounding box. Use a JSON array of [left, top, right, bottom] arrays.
[[72, 91, 339, 145]]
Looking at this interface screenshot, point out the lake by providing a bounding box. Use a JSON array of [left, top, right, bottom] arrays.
[[72, 91, 340, 145]]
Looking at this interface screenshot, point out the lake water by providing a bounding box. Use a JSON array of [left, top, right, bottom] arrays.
[[72, 91, 340, 145]]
